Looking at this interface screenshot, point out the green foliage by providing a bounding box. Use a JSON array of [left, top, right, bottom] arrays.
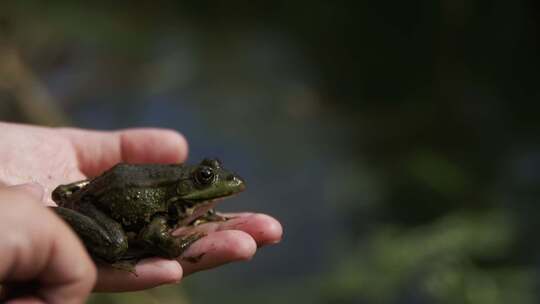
[[323, 211, 534, 303], [407, 151, 468, 197]]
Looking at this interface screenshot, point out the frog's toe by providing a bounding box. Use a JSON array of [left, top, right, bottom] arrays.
[[110, 260, 139, 276], [172, 232, 207, 258]]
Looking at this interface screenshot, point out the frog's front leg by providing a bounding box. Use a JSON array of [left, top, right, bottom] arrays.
[[52, 201, 128, 263], [139, 216, 205, 258], [191, 209, 229, 226]]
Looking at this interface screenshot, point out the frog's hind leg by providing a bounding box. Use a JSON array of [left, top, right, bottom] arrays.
[[51, 202, 128, 263], [52, 179, 90, 207]]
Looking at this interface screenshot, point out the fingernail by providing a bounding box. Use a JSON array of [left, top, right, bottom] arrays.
[[8, 183, 45, 201]]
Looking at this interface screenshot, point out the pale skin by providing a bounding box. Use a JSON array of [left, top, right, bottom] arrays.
[[0, 122, 282, 303]]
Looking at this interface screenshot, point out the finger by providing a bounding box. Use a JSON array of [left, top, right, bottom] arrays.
[[179, 230, 257, 276], [33, 210, 97, 304], [217, 213, 283, 246], [94, 258, 182, 292], [174, 213, 283, 247], [59, 128, 189, 177], [0, 188, 96, 304]]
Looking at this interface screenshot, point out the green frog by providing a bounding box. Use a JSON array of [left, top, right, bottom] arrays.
[[51, 158, 245, 264]]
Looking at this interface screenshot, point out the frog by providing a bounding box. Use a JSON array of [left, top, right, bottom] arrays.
[[51, 158, 245, 265]]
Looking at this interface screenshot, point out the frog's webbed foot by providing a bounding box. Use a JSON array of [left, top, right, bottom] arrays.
[[191, 209, 229, 226], [139, 216, 206, 258], [52, 179, 90, 207]]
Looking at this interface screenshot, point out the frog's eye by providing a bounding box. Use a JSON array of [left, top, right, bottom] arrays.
[[195, 167, 214, 185]]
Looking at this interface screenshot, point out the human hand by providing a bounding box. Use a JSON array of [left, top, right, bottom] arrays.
[[0, 184, 96, 304], [0, 122, 282, 292]]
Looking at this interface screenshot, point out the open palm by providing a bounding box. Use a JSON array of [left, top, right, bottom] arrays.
[[0, 122, 282, 291]]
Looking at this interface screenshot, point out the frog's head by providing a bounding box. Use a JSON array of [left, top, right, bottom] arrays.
[[178, 158, 246, 203]]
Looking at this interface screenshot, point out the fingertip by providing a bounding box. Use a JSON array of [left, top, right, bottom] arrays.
[[157, 129, 189, 163], [119, 128, 189, 164], [219, 213, 283, 246], [246, 214, 283, 246]]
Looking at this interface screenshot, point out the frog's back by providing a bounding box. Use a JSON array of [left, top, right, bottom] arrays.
[[89, 163, 189, 192], [79, 163, 189, 229]]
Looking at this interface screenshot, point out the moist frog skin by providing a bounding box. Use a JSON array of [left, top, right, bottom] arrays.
[[51, 158, 245, 264]]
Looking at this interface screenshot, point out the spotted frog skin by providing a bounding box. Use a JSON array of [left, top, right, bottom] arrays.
[[51, 158, 245, 264]]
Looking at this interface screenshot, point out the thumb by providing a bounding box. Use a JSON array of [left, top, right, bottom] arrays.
[[5, 183, 44, 202]]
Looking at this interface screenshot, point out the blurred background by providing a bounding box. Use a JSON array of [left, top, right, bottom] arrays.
[[1, 1, 540, 303]]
